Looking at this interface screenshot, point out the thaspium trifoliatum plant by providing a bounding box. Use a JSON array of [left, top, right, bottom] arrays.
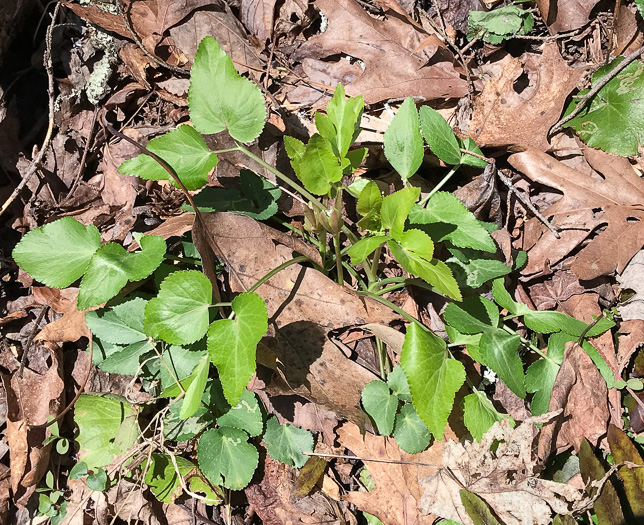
[[11, 35, 629, 498]]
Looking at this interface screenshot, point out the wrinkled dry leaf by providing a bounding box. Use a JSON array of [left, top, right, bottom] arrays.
[[292, 0, 468, 104], [537, 342, 609, 459], [36, 299, 90, 344], [420, 414, 585, 525], [529, 271, 586, 311], [338, 422, 444, 525], [617, 319, 644, 376], [509, 147, 644, 280], [469, 44, 586, 151], [241, 0, 277, 41]]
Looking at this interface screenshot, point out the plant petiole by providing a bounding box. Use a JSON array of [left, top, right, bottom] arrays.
[[418, 165, 460, 206], [501, 324, 556, 364], [248, 255, 315, 294]]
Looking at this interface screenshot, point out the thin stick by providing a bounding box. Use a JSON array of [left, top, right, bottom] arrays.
[[0, 3, 60, 218], [550, 44, 644, 134], [303, 451, 440, 468]]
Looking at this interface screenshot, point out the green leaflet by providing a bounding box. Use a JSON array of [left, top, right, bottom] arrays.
[[525, 332, 568, 416], [479, 328, 526, 398], [361, 380, 399, 435], [443, 296, 499, 334], [285, 134, 342, 195], [381, 187, 420, 240], [85, 297, 147, 345], [467, 5, 534, 44], [144, 270, 213, 345], [118, 125, 217, 191], [565, 57, 644, 156], [188, 36, 266, 143], [401, 323, 466, 440], [144, 454, 195, 504], [264, 416, 314, 468], [393, 403, 431, 454], [12, 216, 100, 289], [356, 181, 383, 231], [387, 365, 412, 402], [74, 394, 138, 470], [460, 489, 504, 525], [180, 354, 210, 420], [419, 106, 462, 166], [217, 389, 264, 437], [384, 97, 424, 181], [463, 391, 508, 441], [347, 236, 388, 265], [78, 235, 165, 310], [198, 427, 259, 490], [408, 194, 496, 252], [208, 292, 268, 406]]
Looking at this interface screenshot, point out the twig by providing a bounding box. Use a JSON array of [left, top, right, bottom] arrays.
[[17, 305, 49, 378], [0, 2, 60, 218], [550, 44, 644, 134], [303, 451, 440, 468], [114, 0, 189, 76]]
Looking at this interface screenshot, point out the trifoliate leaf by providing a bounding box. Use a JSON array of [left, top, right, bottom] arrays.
[[78, 235, 165, 310], [393, 403, 431, 453], [463, 391, 507, 441], [408, 194, 496, 252], [144, 454, 195, 504], [401, 323, 466, 440], [443, 296, 498, 334], [208, 292, 268, 406], [74, 394, 138, 470], [188, 36, 266, 143], [187, 169, 281, 219], [565, 57, 644, 156], [198, 427, 258, 490], [479, 328, 526, 398], [361, 380, 399, 435], [264, 416, 314, 468], [118, 125, 217, 191], [388, 238, 461, 301], [85, 297, 147, 345], [316, 84, 364, 159], [347, 236, 388, 265], [381, 187, 421, 240], [387, 365, 411, 402], [145, 270, 212, 345], [419, 106, 461, 165], [13, 216, 100, 288], [180, 354, 210, 420], [526, 332, 568, 416], [217, 390, 264, 437], [384, 97, 423, 181]]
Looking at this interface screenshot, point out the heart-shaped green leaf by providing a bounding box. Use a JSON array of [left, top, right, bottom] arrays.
[[361, 380, 399, 435], [264, 416, 314, 468], [198, 427, 258, 490]]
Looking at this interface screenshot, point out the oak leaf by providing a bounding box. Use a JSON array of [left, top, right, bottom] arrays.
[[509, 147, 644, 280]]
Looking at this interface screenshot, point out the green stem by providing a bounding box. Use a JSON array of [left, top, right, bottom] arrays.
[[501, 324, 555, 364], [210, 147, 244, 155], [269, 217, 323, 250], [376, 337, 390, 378], [419, 165, 460, 206], [366, 245, 383, 289], [343, 261, 367, 291], [333, 187, 344, 286], [247, 255, 314, 294]]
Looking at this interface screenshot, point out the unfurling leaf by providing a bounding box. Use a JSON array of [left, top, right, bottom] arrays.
[[316, 83, 364, 159], [189, 36, 266, 143], [401, 323, 466, 440]]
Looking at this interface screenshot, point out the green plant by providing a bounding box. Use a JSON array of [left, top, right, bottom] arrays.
[[11, 34, 634, 507], [35, 471, 67, 525], [467, 5, 534, 44]]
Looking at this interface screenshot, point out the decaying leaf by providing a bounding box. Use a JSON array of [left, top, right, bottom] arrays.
[[607, 424, 644, 519], [337, 422, 444, 525], [419, 413, 585, 525], [509, 147, 644, 279], [529, 271, 586, 311], [617, 249, 644, 322], [292, 0, 468, 104], [536, 0, 600, 33], [469, 44, 586, 151], [537, 342, 609, 458]]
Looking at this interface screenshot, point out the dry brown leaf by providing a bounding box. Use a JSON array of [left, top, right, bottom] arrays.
[[337, 422, 444, 525], [617, 248, 644, 321], [529, 271, 586, 311], [36, 299, 90, 344], [617, 319, 644, 375], [1, 343, 65, 506], [469, 44, 586, 151], [537, 341, 609, 459], [245, 455, 346, 525], [0, 464, 10, 524], [509, 147, 644, 280], [292, 0, 468, 104], [420, 414, 585, 525], [536, 0, 600, 33], [240, 0, 277, 41]]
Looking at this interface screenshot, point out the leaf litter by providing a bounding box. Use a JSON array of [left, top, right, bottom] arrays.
[[2, 0, 644, 524]]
